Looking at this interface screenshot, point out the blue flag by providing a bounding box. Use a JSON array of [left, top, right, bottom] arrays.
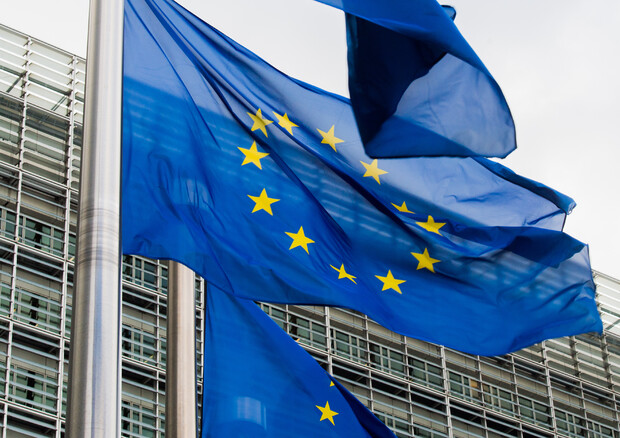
[[313, 0, 516, 158], [201, 286, 396, 437], [122, 0, 602, 355]]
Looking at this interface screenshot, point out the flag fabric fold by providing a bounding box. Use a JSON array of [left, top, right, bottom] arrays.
[[313, 0, 516, 158], [122, 0, 602, 355], [201, 286, 397, 437]]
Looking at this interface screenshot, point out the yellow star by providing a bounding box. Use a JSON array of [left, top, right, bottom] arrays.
[[329, 381, 335, 387], [238, 141, 269, 169], [247, 189, 280, 215], [316, 401, 339, 426], [273, 111, 298, 135], [411, 248, 440, 273], [375, 270, 406, 294], [285, 226, 315, 254], [392, 201, 414, 214], [330, 264, 357, 284], [317, 125, 344, 152], [416, 216, 446, 235], [247, 108, 273, 137], [360, 159, 388, 184]]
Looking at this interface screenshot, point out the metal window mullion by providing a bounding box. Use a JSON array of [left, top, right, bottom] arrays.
[[481, 377, 496, 438], [325, 306, 333, 376], [362, 312, 370, 367], [405, 378, 415, 438], [283, 303, 290, 337], [599, 333, 620, 430], [568, 336, 582, 383], [363, 314, 377, 415], [0, 321, 10, 438], [505, 355, 520, 428], [154, 292, 164, 369], [54, 54, 78, 436], [196, 274, 205, 426], [9, 34, 31, 314], [540, 341, 559, 435], [155, 292, 165, 436], [574, 376, 587, 429], [1, 39, 32, 438], [1, 253, 16, 437], [598, 333, 616, 395], [155, 370, 163, 437], [20, 39, 33, 105], [474, 354, 482, 410], [568, 336, 587, 420], [438, 345, 454, 438]]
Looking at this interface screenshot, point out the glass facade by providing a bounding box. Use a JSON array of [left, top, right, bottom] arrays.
[[0, 22, 619, 438]]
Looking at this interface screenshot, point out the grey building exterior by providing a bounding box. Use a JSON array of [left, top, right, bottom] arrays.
[[0, 23, 619, 438]]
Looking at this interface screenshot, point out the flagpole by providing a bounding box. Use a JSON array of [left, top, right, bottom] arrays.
[[166, 261, 198, 437], [66, 0, 124, 436]]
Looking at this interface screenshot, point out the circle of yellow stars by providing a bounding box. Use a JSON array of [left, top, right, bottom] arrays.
[[241, 107, 445, 298]]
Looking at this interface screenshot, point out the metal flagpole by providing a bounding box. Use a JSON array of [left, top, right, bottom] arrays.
[[66, 0, 124, 436], [166, 261, 198, 437]]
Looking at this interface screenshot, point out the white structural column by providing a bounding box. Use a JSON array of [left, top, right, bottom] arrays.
[[65, 0, 124, 436], [166, 261, 198, 437]]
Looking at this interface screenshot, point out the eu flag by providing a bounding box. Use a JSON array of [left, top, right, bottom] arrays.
[[313, 0, 516, 158], [201, 286, 396, 437], [122, 0, 602, 355]]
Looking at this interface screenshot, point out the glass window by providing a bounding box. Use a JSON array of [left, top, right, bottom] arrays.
[[481, 383, 514, 415], [9, 363, 58, 415], [0, 282, 10, 316], [556, 409, 587, 438], [587, 420, 615, 438], [19, 215, 65, 257], [519, 396, 551, 427], [0, 208, 16, 237], [449, 371, 480, 404], [0, 94, 22, 160], [122, 255, 162, 292], [121, 402, 157, 438], [288, 313, 326, 349], [370, 343, 405, 377], [375, 410, 411, 438], [410, 358, 443, 391], [413, 425, 448, 438], [332, 329, 367, 364], [122, 325, 157, 366], [261, 303, 286, 329]]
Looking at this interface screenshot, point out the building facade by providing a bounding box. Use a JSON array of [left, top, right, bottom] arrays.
[[0, 23, 619, 438]]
